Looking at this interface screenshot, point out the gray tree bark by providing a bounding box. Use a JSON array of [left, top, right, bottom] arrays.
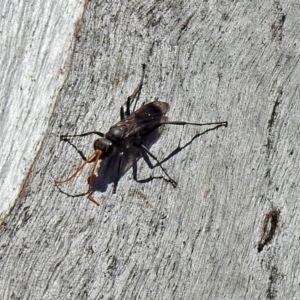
[[1, 0, 299, 299]]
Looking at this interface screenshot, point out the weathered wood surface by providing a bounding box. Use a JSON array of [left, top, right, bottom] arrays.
[[1, 0, 299, 299], [0, 0, 85, 220]]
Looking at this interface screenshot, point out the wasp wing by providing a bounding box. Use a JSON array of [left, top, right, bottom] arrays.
[[112, 101, 169, 138]]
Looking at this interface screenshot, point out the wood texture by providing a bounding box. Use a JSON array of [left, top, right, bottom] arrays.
[[0, 0, 85, 220], [1, 0, 300, 299]]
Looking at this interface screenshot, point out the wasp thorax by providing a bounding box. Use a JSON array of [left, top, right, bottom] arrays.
[[107, 126, 125, 141]]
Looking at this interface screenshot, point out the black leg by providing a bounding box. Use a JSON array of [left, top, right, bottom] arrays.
[[59, 132, 105, 162], [132, 151, 174, 186], [140, 120, 227, 138], [135, 143, 177, 188], [161, 120, 228, 127], [61, 139, 93, 162], [120, 64, 146, 120], [120, 106, 125, 120], [113, 153, 123, 194], [151, 125, 226, 167]]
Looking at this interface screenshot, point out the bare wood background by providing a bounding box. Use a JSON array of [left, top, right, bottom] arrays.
[[0, 0, 85, 221], [1, 0, 300, 299]]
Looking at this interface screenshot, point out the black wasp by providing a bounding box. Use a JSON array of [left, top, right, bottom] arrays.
[[55, 64, 227, 205]]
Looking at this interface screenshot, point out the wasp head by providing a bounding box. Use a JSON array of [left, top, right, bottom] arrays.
[[94, 138, 114, 158]]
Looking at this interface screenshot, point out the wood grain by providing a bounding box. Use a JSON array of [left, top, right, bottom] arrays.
[[0, 0, 85, 220], [1, 0, 300, 299]]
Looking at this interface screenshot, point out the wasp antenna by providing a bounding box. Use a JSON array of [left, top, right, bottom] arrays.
[[55, 151, 97, 184], [60, 131, 105, 140], [87, 150, 102, 206]]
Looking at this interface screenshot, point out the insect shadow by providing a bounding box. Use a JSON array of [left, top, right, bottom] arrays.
[[55, 64, 227, 205], [92, 124, 166, 193], [57, 123, 224, 199]]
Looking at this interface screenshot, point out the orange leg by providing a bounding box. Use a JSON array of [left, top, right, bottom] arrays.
[[54, 151, 97, 184], [87, 150, 102, 206], [55, 150, 102, 206]]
